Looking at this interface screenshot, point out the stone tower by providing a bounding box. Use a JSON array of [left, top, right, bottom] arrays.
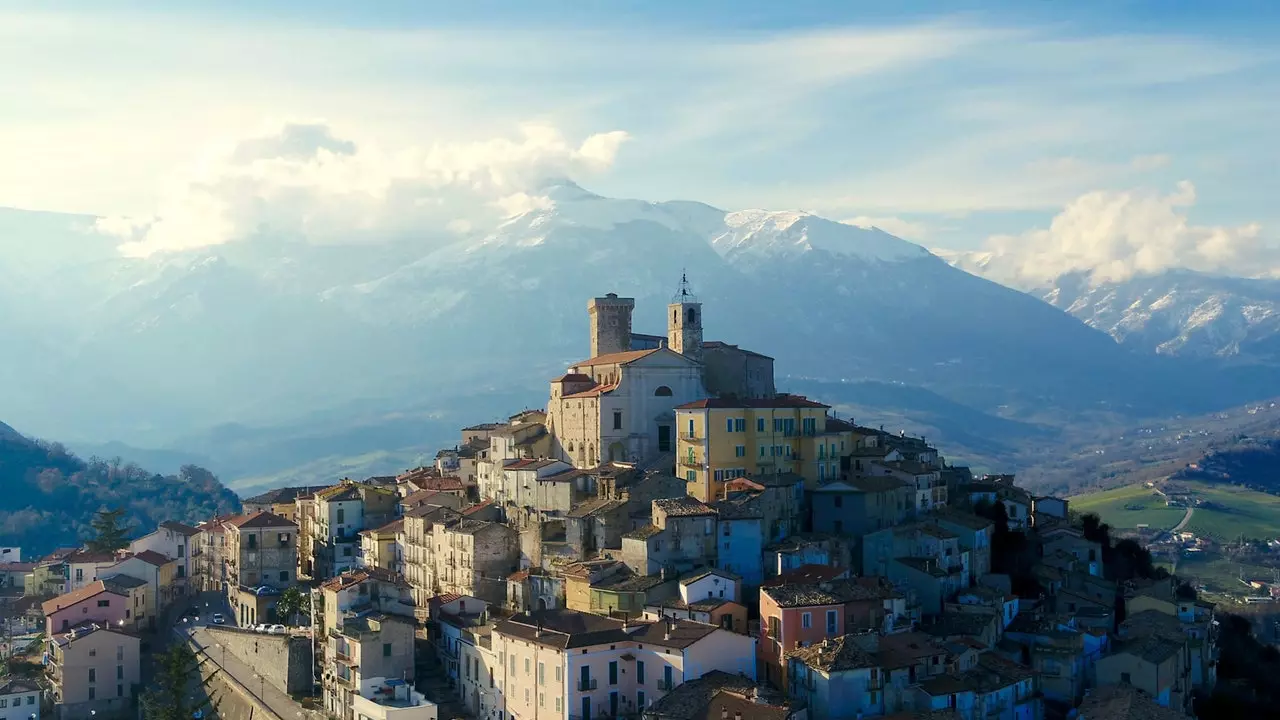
[[588, 293, 635, 358], [667, 273, 703, 364]]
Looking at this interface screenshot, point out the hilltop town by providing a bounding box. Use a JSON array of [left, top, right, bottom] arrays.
[[5, 284, 1221, 720]]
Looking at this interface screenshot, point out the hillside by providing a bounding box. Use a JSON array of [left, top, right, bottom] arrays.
[[0, 421, 242, 555], [1175, 434, 1280, 494]]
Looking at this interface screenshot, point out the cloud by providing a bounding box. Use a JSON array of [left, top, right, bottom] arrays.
[[97, 122, 630, 257], [973, 181, 1271, 287]]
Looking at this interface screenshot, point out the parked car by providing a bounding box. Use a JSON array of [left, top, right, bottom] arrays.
[[252, 624, 268, 633], [268, 624, 287, 635], [211, 613, 225, 625]]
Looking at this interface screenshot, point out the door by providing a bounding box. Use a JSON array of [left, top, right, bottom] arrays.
[[610, 692, 619, 716], [658, 425, 672, 452], [582, 696, 591, 720]]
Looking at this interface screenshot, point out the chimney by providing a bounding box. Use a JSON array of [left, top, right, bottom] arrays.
[[536, 620, 543, 638], [721, 710, 729, 720], [665, 619, 673, 641], [735, 713, 743, 720]]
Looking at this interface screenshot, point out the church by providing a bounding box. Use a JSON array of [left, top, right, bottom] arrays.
[[545, 277, 776, 469]]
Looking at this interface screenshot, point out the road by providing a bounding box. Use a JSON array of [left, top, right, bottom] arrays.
[[171, 591, 307, 720], [1173, 506, 1195, 533]]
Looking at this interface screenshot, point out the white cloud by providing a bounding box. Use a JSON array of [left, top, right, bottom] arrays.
[[972, 182, 1271, 287], [97, 122, 630, 257]]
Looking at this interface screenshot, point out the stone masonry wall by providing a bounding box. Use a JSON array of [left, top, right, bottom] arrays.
[[205, 626, 313, 696]]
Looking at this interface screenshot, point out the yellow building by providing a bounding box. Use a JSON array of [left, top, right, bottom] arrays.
[[675, 395, 854, 502]]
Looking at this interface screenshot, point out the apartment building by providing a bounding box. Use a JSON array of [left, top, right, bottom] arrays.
[[324, 612, 417, 720], [403, 503, 462, 617], [306, 481, 399, 579], [44, 623, 141, 720], [42, 582, 128, 635], [223, 511, 298, 626], [675, 395, 852, 502], [127, 520, 198, 598], [621, 498, 718, 577], [491, 609, 755, 720], [430, 518, 518, 607]]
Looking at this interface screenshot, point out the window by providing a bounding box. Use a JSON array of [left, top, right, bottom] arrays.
[[118, 683, 124, 697], [525, 658, 531, 674], [0, 699, 7, 708], [655, 386, 673, 397], [768, 616, 781, 637], [117, 645, 124, 660], [759, 445, 766, 457], [726, 417, 734, 433], [637, 660, 646, 684], [280, 571, 289, 582], [686, 470, 696, 483], [117, 664, 124, 679], [279, 532, 290, 545], [734, 418, 745, 432], [538, 662, 545, 685], [76, 568, 84, 581], [98, 599, 110, 607], [89, 687, 96, 700], [539, 692, 545, 708], [722, 523, 731, 537], [801, 612, 812, 629], [383, 643, 392, 657], [826, 610, 838, 634], [664, 665, 673, 689], [336, 507, 346, 524], [834, 520, 843, 534], [556, 666, 562, 682], [638, 691, 646, 709], [247, 534, 258, 549], [89, 668, 97, 682], [757, 418, 765, 432], [833, 495, 843, 508], [556, 698, 562, 712], [609, 660, 618, 685], [613, 411, 623, 430]]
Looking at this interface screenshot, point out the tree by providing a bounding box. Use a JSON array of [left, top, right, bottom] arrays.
[[86, 507, 131, 553], [141, 643, 220, 720], [275, 586, 309, 626]]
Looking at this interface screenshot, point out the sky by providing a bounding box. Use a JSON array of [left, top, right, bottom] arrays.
[[1, 0, 1278, 281]]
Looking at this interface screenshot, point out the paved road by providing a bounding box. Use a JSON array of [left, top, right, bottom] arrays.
[[1173, 506, 1195, 533]]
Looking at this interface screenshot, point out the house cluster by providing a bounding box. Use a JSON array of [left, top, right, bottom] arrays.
[[6, 284, 1219, 720]]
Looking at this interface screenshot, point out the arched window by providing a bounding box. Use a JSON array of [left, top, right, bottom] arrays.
[[673, 309, 679, 323], [687, 307, 697, 324], [568, 442, 575, 453], [654, 386, 673, 397]]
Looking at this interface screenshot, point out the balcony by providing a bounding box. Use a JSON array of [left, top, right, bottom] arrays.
[[656, 680, 673, 691], [681, 431, 700, 441], [678, 457, 704, 469], [578, 678, 598, 691]]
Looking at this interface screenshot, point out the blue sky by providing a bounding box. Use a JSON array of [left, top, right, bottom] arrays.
[[1, 0, 1276, 269]]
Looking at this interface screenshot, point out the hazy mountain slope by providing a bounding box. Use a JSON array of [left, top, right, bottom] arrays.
[[0, 422, 241, 555], [4, 182, 1280, 475]]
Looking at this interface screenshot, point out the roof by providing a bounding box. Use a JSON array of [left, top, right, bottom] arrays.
[[714, 493, 764, 520], [571, 348, 660, 368], [461, 422, 506, 432], [321, 567, 411, 592], [643, 670, 786, 720], [495, 609, 723, 651], [241, 485, 323, 506], [0, 562, 36, 572], [700, 340, 774, 361], [129, 550, 172, 567], [654, 496, 716, 517], [462, 500, 495, 516], [552, 372, 594, 384], [0, 678, 40, 695], [316, 483, 362, 502], [444, 518, 507, 536], [1076, 683, 1187, 720], [225, 511, 298, 530], [675, 394, 829, 410], [562, 383, 618, 399], [42, 581, 125, 615], [401, 489, 446, 507], [566, 497, 628, 519], [50, 622, 140, 647], [367, 518, 405, 535], [67, 551, 117, 564], [102, 574, 148, 590], [624, 524, 663, 540], [878, 632, 949, 669], [788, 634, 879, 672], [763, 578, 901, 608], [158, 520, 201, 536], [681, 567, 741, 585], [930, 508, 995, 532]]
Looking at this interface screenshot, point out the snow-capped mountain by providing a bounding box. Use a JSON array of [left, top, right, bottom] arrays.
[[1042, 270, 1280, 361], [4, 181, 1280, 447], [937, 243, 1280, 363]]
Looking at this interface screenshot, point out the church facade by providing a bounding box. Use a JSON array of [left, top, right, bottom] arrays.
[[545, 279, 776, 469]]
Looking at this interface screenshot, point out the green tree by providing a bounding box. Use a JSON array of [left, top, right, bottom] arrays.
[[141, 643, 220, 720], [275, 586, 309, 626], [86, 507, 131, 553]]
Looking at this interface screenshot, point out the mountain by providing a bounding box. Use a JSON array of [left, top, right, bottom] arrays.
[[0, 421, 242, 555], [937, 248, 1280, 364], [5, 181, 1280, 483]]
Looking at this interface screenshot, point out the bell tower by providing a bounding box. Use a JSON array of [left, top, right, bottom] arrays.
[[667, 272, 703, 364]]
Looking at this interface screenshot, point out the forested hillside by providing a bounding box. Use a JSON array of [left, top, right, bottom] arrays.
[[0, 421, 241, 555], [1176, 434, 1280, 494]]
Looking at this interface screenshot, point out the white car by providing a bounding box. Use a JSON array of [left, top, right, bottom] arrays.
[[268, 624, 287, 635], [211, 613, 225, 625], [253, 624, 269, 633]]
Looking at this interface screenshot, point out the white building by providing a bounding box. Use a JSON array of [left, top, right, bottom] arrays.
[[0, 678, 41, 720], [491, 609, 756, 720], [351, 677, 437, 720], [64, 552, 119, 592], [128, 521, 198, 596]]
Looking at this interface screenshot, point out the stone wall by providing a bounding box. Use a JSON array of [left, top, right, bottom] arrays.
[[205, 626, 313, 695]]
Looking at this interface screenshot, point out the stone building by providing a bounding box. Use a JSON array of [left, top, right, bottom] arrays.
[[622, 498, 719, 576], [430, 518, 518, 606], [223, 511, 298, 625]]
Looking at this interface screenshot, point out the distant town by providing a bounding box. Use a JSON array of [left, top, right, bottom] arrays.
[[3, 283, 1216, 720]]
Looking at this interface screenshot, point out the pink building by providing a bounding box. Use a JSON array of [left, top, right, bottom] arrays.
[[42, 581, 129, 635]]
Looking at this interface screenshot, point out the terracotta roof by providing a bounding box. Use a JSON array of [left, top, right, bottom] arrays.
[[401, 489, 445, 506], [0, 562, 36, 572], [562, 382, 618, 399], [675, 394, 830, 410], [763, 577, 901, 608], [367, 518, 404, 535], [645, 671, 787, 720], [508, 570, 531, 582], [320, 567, 410, 592], [67, 551, 117, 564], [224, 511, 297, 529], [571, 348, 660, 368], [41, 581, 125, 615], [430, 592, 464, 606], [412, 476, 465, 492], [462, 500, 494, 516], [788, 634, 879, 672], [762, 564, 848, 587], [242, 486, 325, 506], [129, 550, 172, 567], [552, 373, 594, 384], [653, 497, 716, 517], [158, 521, 201, 536]]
